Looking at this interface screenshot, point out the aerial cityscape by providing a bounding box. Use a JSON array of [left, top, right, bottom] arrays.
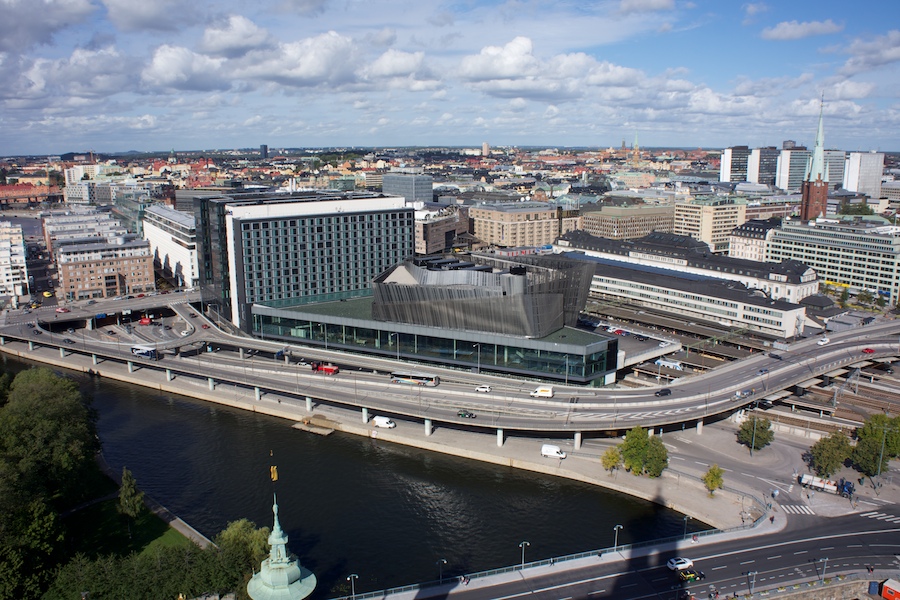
[[1, 1, 900, 600]]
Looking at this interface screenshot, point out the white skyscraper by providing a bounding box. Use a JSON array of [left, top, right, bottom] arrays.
[[844, 152, 885, 199]]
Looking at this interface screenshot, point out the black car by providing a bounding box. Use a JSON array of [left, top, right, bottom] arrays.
[[63, 338, 75, 344], [769, 353, 783, 360], [654, 388, 672, 397], [457, 409, 476, 419], [31, 329, 41, 335]]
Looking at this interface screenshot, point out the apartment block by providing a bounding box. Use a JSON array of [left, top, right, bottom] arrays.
[[470, 202, 581, 248], [57, 235, 155, 300], [142, 204, 198, 287], [673, 197, 747, 254]]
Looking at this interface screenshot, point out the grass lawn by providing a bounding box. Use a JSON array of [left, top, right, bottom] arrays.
[[65, 498, 193, 558]]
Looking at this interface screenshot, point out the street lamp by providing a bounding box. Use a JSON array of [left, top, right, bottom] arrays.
[[320, 324, 328, 350], [749, 400, 760, 457], [473, 343, 481, 373], [518, 541, 530, 570], [613, 524, 623, 551], [347, 573, 358, 599], [437, 558, 447, 584], [818, 557, 829, 581], [747, 571, 758, 594], [390, 332, 399, 360], [683, 515, 692, 538]]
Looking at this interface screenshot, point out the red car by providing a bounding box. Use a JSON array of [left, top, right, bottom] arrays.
[[862, 348, 875, 354], [201, 324, 210, 329]]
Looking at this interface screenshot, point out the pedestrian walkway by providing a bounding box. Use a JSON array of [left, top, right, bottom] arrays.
[[780, 504, 815, 515], [859, 510, 900, 523]]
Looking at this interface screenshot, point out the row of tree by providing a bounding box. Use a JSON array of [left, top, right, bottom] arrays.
[[808, 414, 900, 478], [0, 367, 269, 600]]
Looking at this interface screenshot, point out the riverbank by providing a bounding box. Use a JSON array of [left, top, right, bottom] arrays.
[[0, 340, 762, 531]]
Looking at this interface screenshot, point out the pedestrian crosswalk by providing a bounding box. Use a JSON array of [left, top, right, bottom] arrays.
[[781, 504, 816, 515], [859, 511, 900, 523]]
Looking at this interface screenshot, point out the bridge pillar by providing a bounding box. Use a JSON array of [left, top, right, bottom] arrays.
[[424, 419, 432, 436], [306, 397, 313, 412], [362, 407, 369, 423], [60, 347, 65, 358], [1, 336, 5, 345], [254, 387, 261, 401], [208, 377, 215, 390], [497, 428, 505, 447], [239, 348, 245, 359], [696, 419, 703, 435], [127, 361, 134, 373], [28, 341, 33, 351], [648, 428, 654, 436], [92, 354, 98, 365], [166, 369, 173, 381], [574, 431, 582, 450]]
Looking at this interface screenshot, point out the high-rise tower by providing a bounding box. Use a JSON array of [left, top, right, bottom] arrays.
[[800, 98, 828, 221]]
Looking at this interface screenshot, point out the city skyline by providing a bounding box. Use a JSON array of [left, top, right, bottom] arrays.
[[1, 0, 899, 155]]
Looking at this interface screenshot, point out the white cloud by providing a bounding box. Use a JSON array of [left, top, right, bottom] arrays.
[[840, 30, 900, 74], [742, 2, 767, 23], [761, 19, 843, 41], [0, 0, 94, 53], [830, 80, 875, 100], [618, 0, 675, 15], [233, 32, 358, 87], [201, 16, 270, 57], [458, 37, 540, 82], [141, 45, 228, 91], [366, 49, 424, 78]]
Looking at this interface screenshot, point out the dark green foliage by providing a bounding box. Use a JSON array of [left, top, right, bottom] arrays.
[[118, 468, 144, 520], [839, 203, 874, 216], [737, 415, 774, 452], [809, 433, 852, 477], [620, 427, 669, 477], [852, 414, 900, 476]]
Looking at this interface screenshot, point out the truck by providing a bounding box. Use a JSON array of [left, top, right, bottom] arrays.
[[372, 416, 396, 428], [798, 473, 855, 497], [541, 444, 566, 459], [530, 386, 554, 398], [311, 361, 339, 375]]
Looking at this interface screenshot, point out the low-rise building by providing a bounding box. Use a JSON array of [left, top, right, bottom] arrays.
[[57, 235, 155, 300]]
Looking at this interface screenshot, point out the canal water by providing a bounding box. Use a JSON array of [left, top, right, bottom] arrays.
[[5, 357, 701, 598]]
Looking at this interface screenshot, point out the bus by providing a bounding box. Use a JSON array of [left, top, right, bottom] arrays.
[[390, 372, 440, 386], [131, 345, 158, 359]]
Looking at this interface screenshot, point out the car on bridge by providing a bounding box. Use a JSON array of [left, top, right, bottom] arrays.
[[457, 409, 476, 418], [666, 557, 693, 571], [475, 385, 492, 393], [862, 348, 875, 354], [677, 569, 705, 582], [817, 337, 830, 346], [654, 388, 671, 397]]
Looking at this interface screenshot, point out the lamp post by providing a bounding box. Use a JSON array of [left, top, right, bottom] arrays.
[[473, 343, 481, 373], [683, 515, 692, 539], [320, 324, 328, 350], [518, 541, 530, 570], [748, 571, 758, 594], [749, 400, 760, 457], [390, 332, 399, 361], [818, 557, 829, 581], [437, 558, 447, 584], [347, 573, 358, 599], [613, 524, 623, 551], [564, 354, 569, 386]]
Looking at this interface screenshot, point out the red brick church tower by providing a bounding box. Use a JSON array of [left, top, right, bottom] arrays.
[[800, 98, 828, 221]]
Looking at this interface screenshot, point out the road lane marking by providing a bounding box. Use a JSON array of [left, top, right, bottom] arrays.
[[768, 555, 782, 560], [739, 560, 755, 565]]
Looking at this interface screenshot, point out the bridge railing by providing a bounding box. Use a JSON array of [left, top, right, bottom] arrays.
[[328, 491, 769, 600]]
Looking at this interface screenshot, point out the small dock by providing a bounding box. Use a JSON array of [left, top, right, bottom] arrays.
[[292, 416, 336, 436]]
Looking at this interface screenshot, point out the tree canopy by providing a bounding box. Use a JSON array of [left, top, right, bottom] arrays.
[[852, 414, 900, 476], [737, 415, 774, 453], [620, 427, 668, 477], [809, 432, 852, 477], [702, 464, 724, 495]]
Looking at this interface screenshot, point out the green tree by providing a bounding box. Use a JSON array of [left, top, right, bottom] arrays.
[[702, 464, 724, 495], [856, 290, 874, 305], [620, 427, 650, 474], [118, 467, 145, 520], [644, 436, 668, 478], [809, 432, 852, 477], [852, 414, 900, 477], [214, 518, 270, 588], [876, 296, 887, 308], [0, 367, 99, 503], [839, 288, 850, 307], [839, 202, 874, 216], [737, 415, 774, 453], [600, 446, 622, 476]]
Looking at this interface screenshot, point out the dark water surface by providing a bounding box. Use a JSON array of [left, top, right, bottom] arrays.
[[6, 357, 700, 598]]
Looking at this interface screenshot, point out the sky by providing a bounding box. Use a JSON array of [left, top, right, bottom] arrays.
[[1, 0, 899, 156]]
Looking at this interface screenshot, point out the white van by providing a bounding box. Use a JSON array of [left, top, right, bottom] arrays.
[[541, 444, 566, 459], [372, 416, 396, 428], [530, 386, 554, 398]]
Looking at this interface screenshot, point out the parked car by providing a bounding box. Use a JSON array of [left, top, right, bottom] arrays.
[[475, 385, 492, 393], [666, 557, 693, 571], [457, 409, 476, 418], [655, 388, 672, 397]]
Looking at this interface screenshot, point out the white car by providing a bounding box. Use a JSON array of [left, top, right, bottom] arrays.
[[817, 337, 830, 346], [667, 557, 694, 571], [475, 385, 492, 393]]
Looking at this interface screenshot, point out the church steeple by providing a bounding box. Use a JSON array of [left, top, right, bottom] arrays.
[[246, 492, 317, 599], [800, 94, 829, 221]]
